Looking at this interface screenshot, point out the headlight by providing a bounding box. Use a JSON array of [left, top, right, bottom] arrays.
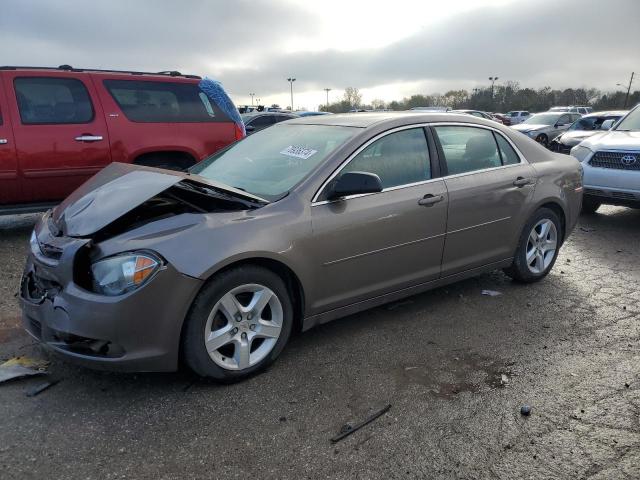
[[91, 252, 161, 296], [570, 145, 593, 163], [30, 230, 42, 255]]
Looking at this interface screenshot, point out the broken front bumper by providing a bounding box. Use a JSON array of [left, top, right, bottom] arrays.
[[20, 231, 202, 372]]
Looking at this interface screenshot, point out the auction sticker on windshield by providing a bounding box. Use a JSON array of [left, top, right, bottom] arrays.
[[280, 145, 318, 160]]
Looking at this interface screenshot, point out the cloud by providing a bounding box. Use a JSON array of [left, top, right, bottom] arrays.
[[2, 0, 638, 106]]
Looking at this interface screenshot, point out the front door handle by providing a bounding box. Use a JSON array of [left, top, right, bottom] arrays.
[[418, 194, 444, 207], [0, 139, 7, 145], [75, 135, 103, 142], [513, 177, 533, 187]]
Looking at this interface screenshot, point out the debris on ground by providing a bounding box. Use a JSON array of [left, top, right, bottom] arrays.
[[331, 404, 391, 443], [580, 226, 595, 232], [0, 357, 49, 384], [481, 290, 502, 297], [25, 379, 60, 397], [520, 405, 532, 416], [500, 374, 510, 385]]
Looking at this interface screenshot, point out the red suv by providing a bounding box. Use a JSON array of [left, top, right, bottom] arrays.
[[0, 65, 243, 212]]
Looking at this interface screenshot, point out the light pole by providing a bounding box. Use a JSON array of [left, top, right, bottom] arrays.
[[323, 88, 331, 109], [617, 72, 635, 108], [489, 76, 499, 98], [249, 93, 255, 106], [287, 77, 296, 111]]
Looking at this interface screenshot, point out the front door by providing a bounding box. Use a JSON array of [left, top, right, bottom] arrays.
[[432, 125, 536, 276], [308, 127, 448, 314], [0, 77, 19, 204], [3, 72, 111, 203]]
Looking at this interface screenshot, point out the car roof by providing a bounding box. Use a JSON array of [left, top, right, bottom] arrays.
[[242, 112, 299, 118], [283, 111, 496, 128], [0, 65, 201, 80], [582, 110, 628, 118]]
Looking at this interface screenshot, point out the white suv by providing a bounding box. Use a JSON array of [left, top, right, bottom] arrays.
[[506, 111, 531, 125], [571, 105, 640, 213]]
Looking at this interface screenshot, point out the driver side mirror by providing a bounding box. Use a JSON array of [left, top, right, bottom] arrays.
[[326, 171, 383, 201], [600, 119, 615, 130]]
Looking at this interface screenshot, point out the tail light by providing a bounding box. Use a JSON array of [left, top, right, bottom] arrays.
[[234, 124, 245, 141]]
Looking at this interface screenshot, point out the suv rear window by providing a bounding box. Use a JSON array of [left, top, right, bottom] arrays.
[[14, 77, 94, 125], [104, 80, 230, 123]]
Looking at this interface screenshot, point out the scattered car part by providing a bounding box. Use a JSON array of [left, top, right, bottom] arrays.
[[330, 404, 392, 443]]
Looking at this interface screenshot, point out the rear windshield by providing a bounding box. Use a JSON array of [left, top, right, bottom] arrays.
[[191, 124, 357, 200], [104, 79, 231, 123]]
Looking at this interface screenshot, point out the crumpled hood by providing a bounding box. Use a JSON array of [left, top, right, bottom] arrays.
[[512, 124, 547, 133], [53, 162, 266, 237], [578, 130, 640, 151]]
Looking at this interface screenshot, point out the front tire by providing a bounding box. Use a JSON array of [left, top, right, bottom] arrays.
[[182, 266, 293, 381], [581, 197, 601, 214], [504, 208, 562, 283], [535, 134, 548, 148]]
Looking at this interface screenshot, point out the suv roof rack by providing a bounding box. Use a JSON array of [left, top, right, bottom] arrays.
[[0, 65, 201, 79]]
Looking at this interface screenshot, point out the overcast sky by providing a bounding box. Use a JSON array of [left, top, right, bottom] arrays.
[[2, 0, 638, 110]]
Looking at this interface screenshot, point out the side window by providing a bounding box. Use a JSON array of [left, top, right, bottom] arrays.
[[103, 80, 228, 123], [14, 77, 94, 124], [341, 128, 431, 189], [249, 115, 275, 128], [558, 114, 571, 125], [522, 112, 530, 116], [495, 133, 520, 165], [434, 126, 501, 175]]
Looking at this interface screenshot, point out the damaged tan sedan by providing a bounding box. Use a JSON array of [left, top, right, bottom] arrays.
[[21, 113, 583, 381]]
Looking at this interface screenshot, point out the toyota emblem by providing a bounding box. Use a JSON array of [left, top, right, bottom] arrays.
[[621, 154, 637, 166]]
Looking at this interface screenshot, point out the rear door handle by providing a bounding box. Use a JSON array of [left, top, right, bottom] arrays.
[[0, 139, 7, 145], [75, 135, 103, 142], [418, 194, 444, 207], [513, 177, 533, 187]]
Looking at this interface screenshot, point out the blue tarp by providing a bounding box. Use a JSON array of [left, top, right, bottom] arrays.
[[198, 78, 245, 136]]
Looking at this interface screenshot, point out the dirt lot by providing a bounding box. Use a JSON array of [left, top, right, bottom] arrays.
[[0, 207, 638, 480]]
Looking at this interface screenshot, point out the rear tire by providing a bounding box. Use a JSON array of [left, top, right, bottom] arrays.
[[504, 208, 562, 283], [581, 197, 601, 214], [182, 266, 293, 382]]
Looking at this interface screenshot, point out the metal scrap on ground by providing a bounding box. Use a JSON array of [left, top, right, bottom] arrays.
[[0, 357, 49, 384], [330, 404, 392, 443]]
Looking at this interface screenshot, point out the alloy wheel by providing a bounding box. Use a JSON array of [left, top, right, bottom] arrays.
[[526, 219, 557, 274], [204, 284, 283, 370]]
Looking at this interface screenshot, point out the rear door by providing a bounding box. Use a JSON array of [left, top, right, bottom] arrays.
[[3, 71, 111, 203], [432, 124, 536, 275], [309, 127, 448, 313], [0, 73, 20, 204]]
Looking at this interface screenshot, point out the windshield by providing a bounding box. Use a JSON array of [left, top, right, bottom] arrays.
[[523, 113, 561, 125], [190, 124, 357, 199], [568, 116, 621, 131], [615, 107, 640, 131]]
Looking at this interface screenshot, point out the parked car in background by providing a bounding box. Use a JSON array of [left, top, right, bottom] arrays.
[[570, 104, 640, 213], [21, 112, 582, 380], [241, 112, 298, 134], [550, 110, 627, 153], [295, 111, 333, 117], [451, 109, 496, 121], [512, 112, 581, 147], [549, 106, 593, 115], [491, 113, 510, 125], [506, 111, 531, 125], [409, 106, 452, 112], [0, 65, 242, 213]]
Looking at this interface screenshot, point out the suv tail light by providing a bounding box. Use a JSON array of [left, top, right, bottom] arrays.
[[234, 124, 245, 141]]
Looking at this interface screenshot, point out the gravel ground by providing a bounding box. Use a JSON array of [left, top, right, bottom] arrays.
[[0, 206, 638, 480]]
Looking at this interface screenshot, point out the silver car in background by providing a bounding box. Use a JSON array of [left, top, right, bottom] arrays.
[[21, 113, 583, 381], [512, 112, 581, 147]]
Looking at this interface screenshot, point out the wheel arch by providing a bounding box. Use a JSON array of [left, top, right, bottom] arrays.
[[536, 200, 567, 243]]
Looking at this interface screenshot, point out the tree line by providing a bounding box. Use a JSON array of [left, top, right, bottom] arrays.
[[319, 82, 639, 114]]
